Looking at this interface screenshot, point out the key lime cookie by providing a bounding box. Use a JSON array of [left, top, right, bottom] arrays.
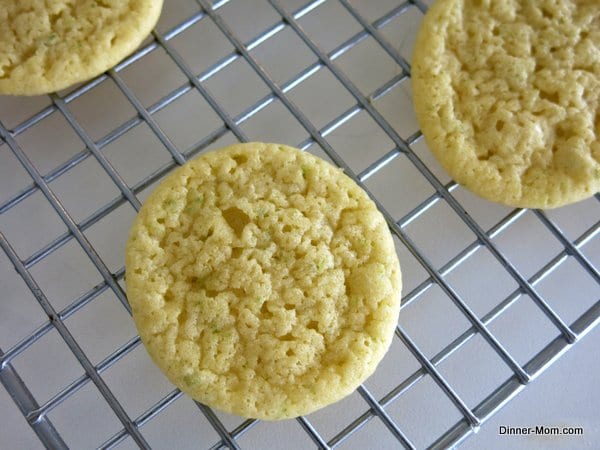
[[125, 143, 402, 420], [0, 0, 163, 96], [412, 0, 600, 208]]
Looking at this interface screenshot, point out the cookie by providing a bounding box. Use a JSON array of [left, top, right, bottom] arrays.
[[0, 0, 163, 96], [412, 0, 600, 208], [125, 143, 402, 420]]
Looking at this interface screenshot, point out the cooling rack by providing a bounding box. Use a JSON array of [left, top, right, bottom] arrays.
[[1, 0, 599, 448]]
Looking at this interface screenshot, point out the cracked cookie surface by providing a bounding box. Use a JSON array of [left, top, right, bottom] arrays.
[[125, 143, 402, 420], [412, 0, 600, 208], [0, 0, 163, 95]]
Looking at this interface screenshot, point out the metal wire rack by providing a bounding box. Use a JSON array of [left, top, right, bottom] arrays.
[[1, 0, 599, 448]]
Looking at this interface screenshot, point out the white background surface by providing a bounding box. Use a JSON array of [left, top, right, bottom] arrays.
[[1, 0, 599, 449], [463, 325, 600, 450]]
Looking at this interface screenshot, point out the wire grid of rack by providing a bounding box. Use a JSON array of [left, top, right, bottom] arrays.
[[1, 0, 599, 448]]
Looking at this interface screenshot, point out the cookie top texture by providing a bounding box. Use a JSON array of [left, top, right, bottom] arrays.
[[412, 0, 600, 208], [0, 0, 163, 95], [125, 143, 402, 420]]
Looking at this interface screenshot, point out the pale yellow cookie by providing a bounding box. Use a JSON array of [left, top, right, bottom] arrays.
[[125, 143, 402, 420], [412, 0, 600, 208], [0, 0, 163, 96]]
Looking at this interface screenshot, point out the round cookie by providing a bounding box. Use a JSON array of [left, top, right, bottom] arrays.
[[0, 0, 163, 96], [125, 143, 402, 420], [412, 0, 600, 209]]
